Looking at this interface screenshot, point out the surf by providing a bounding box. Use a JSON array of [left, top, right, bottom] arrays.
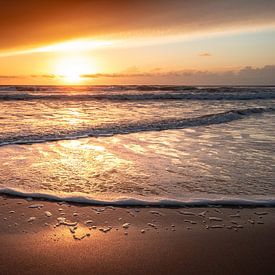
[[0, 107, 273, 147]]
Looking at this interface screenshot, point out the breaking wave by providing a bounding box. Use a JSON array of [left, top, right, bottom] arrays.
[[0, 187, 274, 206], [0, 107, 273, 147]]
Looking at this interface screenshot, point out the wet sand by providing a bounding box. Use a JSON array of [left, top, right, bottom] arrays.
[[0, 195, 274, 275]]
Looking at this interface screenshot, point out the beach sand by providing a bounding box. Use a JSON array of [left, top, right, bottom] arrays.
[[0, 195, 274, 275]]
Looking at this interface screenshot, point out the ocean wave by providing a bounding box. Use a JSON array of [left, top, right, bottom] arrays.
[[0, 91, 275, 101], [1, 84, 275, 92], [0, 85, 196, 93], [0, 187, 274, 206], [0, 86, 275, 101], [0, 107, 273, 147]]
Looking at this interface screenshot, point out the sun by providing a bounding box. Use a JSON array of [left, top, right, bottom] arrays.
[[54, 55, 95, 84]]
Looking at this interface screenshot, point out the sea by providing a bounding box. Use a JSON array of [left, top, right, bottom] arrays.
[[0, 85, 274, 206]]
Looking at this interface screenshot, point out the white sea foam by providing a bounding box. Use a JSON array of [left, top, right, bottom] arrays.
[[0, 107, 273, 147], [0, 85, 274, 207]]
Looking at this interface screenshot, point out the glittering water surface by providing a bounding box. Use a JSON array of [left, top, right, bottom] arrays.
[[0, 86, 274, 204]]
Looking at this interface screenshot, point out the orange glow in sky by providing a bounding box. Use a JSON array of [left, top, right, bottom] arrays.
[[0, 1, 275, 85]]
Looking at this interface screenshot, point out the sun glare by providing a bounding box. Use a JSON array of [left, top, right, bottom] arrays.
[[54, 56, 95, 83]]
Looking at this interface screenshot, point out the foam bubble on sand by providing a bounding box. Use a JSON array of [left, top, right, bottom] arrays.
[[198, 211, 207, 217], [215, 209, 222, 214], [56, 217, 78, 227], [69, 227, 75, 234], [235, 225, 243, 228], [149, 210, 163, 216], [73, 234, 87, 240], [184, 219, 196, 224], [254, 211, 268, 215], [99, 226, 112, 233], [230, 213, 240, 218], [85, 220, 94, 226], [44, 211, 52, 217], [210, 225, 224, 229], [92, 207, 105, 213], [28, 204, 44, 209], [127, 210, 135, 217], [69, 226, 77, 234], [27, 217, 36, 222], [227, 224, 243, 230], [122, 223, 130, 229], [147, 223, 158, 229], [178, 211, 196, 216], [209, 217, 223, 221]]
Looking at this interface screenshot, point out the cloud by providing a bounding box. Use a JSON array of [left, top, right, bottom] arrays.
[[199, 52, 212, 57], [0, 1, 275, 52], [31, 74, 57, 79], [0, 75, 20, 79], [80, 65, 275, 85], [1, 65, 275, 85]]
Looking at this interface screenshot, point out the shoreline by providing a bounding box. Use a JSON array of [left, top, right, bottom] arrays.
[[1, 192, 275, 207], [0, 195, 274, 274]]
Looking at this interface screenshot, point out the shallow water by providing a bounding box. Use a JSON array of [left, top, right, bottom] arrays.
[[0, 86, 274, 205]]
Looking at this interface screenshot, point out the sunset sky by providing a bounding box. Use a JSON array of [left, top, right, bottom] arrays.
[[1, 0, 275, 85]]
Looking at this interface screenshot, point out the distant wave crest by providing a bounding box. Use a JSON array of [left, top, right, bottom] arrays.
[[0, 107, 273, 147], [0, 85, 275, 101]]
